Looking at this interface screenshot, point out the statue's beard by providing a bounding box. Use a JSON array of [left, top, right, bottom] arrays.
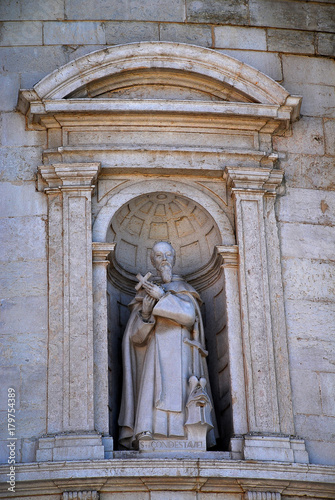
[[159, 262, 173, 283]]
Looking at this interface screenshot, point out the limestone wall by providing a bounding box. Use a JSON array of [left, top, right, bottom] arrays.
[[0, 0, 334, 466]]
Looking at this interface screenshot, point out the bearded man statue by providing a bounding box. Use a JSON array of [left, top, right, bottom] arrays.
[[118, 241, 217, 450]]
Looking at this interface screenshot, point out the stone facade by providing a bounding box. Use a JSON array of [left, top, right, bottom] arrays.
[[0, 1, 334, 499]]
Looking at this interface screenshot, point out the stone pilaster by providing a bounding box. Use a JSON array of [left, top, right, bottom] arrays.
[[225, 166, 308, 463], [92, 242, 116, 457], [216, 245, 248, 445], [36, 163, 105, 461]]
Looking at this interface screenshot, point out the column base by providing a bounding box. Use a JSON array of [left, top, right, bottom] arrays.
[[230, 435, 309, 463], [36, 432, 108, 462]]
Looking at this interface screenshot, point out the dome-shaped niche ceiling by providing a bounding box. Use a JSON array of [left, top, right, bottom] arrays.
[[109, 192, 222, 277]]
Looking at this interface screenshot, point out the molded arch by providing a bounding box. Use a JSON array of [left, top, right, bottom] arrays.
[[92, 179, 235, 246], [33, 42, 289, 105]]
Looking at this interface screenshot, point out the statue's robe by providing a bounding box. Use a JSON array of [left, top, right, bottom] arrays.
[[118, 276, 216, 449]]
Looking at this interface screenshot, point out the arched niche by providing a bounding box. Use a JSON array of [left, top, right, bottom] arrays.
[[104, 191, 234, 449], [28, 42, 308, 463]]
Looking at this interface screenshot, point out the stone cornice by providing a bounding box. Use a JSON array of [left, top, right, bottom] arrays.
[[225, 166, 284, 192], [18, 96, 301, 135], [38, 163, 101, 191], [217, 245, 239, 268], [1, 460, 334, 498], [92, 243, 116, 264]]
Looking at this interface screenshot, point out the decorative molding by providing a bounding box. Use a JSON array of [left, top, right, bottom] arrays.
[[245, 493, 281, 500], [19, 42, 294, 104], [18, 43, 301, 137], [38, 163, 100, 191], [92, 242, 116, 264], [225, 165, 283, 192], [217, 245, 239, 268], [2, 460, 334, 498], [63, 492, 99, 500]]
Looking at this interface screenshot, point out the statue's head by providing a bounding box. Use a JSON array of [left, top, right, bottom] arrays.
[[150, 241, 176, 283]]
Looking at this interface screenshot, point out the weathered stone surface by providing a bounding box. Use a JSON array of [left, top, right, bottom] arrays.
[[281, 258, 335, 302], [65, 0, 186, 22], [11, 0, 64, 20], [306, 440, 335, 466], [273, 117, 325, 155], [0, 216, 47, 262], [101, 495, 150, 500], [214, 26, 266, 50], [44, 21, 106, 45], [324, 119, 335, 155], [282, 81, 335, 118], [282, 55, 335, 86], [267, 28, 315, 54], [105, 21, 159, 45], [15, 409, 46, 437], [290, 369, 322, 415], [0, 146, 44, 181], [295, 414, 335, 443], [277, 188, 335, 225], [280, 222, 335, 260], [279, 154, 335, 191], [0, 438, 22, 465], [199, 495, 241, 500], [0, 73, 20, 111], [0, 182, 47, 217], [0, 46, 67, 74], [0, 367, 20, 410], [0, 295, 48, 335], [186, 0, 249, 24], [0, 0, 20, 21], [20, 365, 47, 409], [0, 331, 47, 367], [250, 0, 335, 32], [151, 493, 196, 500], [0, 21, 42, 46], [319, 373, 335, 417], [218, 49, 282, 81], [288, 333, 335, 375], [1, 112, 46, 147], [317, 32, 335, 56], [160, 23, 212, 47], [0, 261, 47, 299]]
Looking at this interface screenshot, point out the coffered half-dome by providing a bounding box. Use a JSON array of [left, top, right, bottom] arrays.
[[109, 192, 222, 277]]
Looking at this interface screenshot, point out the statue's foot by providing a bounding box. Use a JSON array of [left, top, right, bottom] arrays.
[[137, 431, 152, 441]]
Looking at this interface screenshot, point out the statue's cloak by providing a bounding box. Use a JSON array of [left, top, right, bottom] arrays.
[[118, 276, 217, 449]]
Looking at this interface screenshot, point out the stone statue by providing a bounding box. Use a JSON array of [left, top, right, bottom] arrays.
[[118, 241, 217, 451]]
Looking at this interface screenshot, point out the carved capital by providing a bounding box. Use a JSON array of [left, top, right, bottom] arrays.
[[225, 166, 283, 194], [38, 163, 100, 191], [216, 245, 239, 269], [92, 242, 116, 265]]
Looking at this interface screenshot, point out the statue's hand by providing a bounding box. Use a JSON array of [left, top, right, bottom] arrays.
[[143, 282, 165, 300], [141, 294, 156, 319]]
